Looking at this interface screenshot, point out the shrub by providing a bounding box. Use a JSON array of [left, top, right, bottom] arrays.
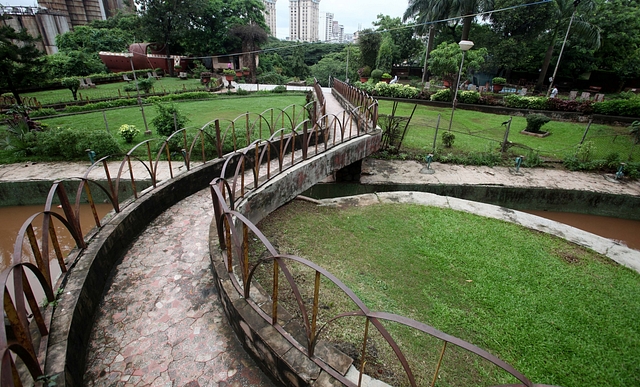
[[546, 98, 594, 114], [36, 127, 120, 159], [504, 95, 549, 110], [458, 90, 481, 104], [430, 89, 452, 102], [492, 77, 506, 85], [30, 108, 58, 118], [236, 88, 250, 96], [124, 77, 155, 94], [593, 98, 640, 117], [77, 130, 121, 158], [442, 131, 455, 147], [576, 140, 595, 162], [628, 120, 640, 144], [358, 66, 371, 78], [257, 72, 289, 85], [119, 124, 140, 143], [382, 73, 392, 79], [372, 83, 420, 99], [524, 114, 551, 133], [272, 85, 287, 93], [151, 103, 189, 137], [371, 69, 383, 82]]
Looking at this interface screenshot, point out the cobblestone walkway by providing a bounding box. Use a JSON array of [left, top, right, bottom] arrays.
[[84, 189, 275, 387]]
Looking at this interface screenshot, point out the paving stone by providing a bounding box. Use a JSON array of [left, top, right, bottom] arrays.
[[84, 189, 274, 386]]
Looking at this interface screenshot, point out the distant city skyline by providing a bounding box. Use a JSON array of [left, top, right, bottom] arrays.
[[2, 0, 410, 41], [277, 0, 408, 39]]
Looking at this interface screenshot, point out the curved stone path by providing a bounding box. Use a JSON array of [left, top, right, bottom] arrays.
[[84, 189, 275, 386]]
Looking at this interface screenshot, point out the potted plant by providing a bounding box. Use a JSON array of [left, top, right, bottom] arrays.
[[371, 69, 383, 83], [381, 73, 392, 83], [242, 66, 250, 76], [358, 66, 371, 82], [223, 69, 235, 81], [492, 77, 506, 92]]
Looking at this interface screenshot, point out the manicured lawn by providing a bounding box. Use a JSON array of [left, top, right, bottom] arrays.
[[0, 94, 308, 164], [21, 77, 206, 105], [255, 200, 640, 387], [377, 100, 638, 161]]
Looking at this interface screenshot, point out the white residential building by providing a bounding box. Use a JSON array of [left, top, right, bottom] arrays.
[[263, 0, 277, 37], [289, 0, 320, 42]]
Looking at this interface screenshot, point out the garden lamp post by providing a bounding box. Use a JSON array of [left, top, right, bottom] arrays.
[[124, 52, 149, 134], [448, 40, 474, 131]]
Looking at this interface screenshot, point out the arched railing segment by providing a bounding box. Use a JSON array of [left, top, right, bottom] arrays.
[[0, 262, 56, 384], [1, 79, 382, 386], [209, 173, 555, 387]]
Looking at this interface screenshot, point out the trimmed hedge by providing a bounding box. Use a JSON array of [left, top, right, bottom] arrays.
[[592, 98, 640, 117]]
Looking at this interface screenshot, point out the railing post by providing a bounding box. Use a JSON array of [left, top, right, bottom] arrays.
[[302, 121, 308, 160]]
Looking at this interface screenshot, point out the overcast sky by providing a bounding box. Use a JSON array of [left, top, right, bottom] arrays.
[[2, 0, 409, 39], [276, 0, 409, 39]]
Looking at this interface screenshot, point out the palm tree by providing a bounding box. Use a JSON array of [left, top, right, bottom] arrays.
[[403, 0, 493, 81], [534, 0, 600, 91], [230, 23, 268, 83]]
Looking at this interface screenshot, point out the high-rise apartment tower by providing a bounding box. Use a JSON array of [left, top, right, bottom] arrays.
[[263, 0, 277, 37], [289, 0, 320, 42]]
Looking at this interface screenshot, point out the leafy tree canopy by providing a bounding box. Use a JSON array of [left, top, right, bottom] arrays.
[[56, 25, 134, 53], [0, 16, 46, 104], [357, 29, 382, 69], [373, 14, 422, 66]]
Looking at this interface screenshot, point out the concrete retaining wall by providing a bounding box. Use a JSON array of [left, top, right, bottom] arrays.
[[208, 132, 382, 387], [304, 183, 640, 221]]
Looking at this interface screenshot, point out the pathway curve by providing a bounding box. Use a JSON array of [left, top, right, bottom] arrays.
[[84, 189, 275, 386], [83, 88, 347, 386]]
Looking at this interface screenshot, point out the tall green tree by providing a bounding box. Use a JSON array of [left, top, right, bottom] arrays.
[[357, 29, 382, 70], [534, 0, 600, 90], [0, 16, 45, 105], [404, 0, 494, 42], [373, 15, 422, 66], [136, 0, 209, 56], [590, 0, 640, 90], [229, 23, 268, 83], [55, 25, 134, 53], [428, 41, 487, 91], [180, 0, 267, 56]]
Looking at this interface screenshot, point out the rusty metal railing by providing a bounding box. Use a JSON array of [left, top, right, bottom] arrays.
[[0, 79, 379, 385], [210, 176, 559, 387], [332, 78, 379, 132]]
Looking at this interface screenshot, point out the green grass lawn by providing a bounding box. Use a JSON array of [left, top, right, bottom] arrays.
[[0, 94, 309, 164], [256, 200, 640, 387], [377, 100, 638, 162], [21, 77, 207, 105]]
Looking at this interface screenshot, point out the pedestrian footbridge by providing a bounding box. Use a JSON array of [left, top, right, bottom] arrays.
[[1, 80, 557, 387]]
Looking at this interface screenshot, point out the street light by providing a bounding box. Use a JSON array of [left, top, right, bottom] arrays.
[[124, 52, 150, 134], [448, 39, 474, 131]]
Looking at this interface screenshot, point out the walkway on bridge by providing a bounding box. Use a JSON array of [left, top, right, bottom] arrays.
[[83, 87, 345, 386]]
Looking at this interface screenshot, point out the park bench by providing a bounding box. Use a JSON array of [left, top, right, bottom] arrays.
[[123, 74, 132, 82], [85, 78, 96, 88], [79, 78, 89, 89], [569, 90, 578, 100], [587, 86, 602, 93]]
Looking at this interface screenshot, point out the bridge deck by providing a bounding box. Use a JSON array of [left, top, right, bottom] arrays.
[[83, 87, 347, 386]]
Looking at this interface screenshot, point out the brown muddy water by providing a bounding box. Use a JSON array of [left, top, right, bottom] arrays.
[[1, 204, 113, 273], [525, 210, 640, 250]]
